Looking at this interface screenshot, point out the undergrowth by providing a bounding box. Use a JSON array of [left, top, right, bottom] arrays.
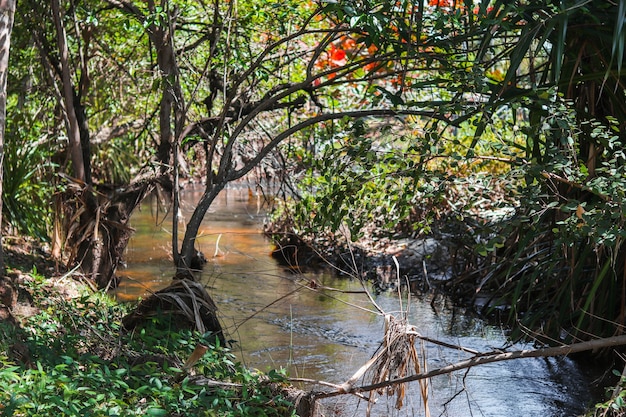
[[0, 269, 295, 417], [586, 363, 626, 417]]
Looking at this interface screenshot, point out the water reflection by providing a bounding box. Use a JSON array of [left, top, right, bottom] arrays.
[[115, 186, 592, 416]]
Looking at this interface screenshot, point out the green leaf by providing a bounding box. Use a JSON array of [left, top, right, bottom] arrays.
[[610, 0, 626, 77], [146, 407, 168, 416]]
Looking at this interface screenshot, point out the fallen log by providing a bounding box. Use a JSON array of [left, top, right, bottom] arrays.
[[316, 334, 626, 400]]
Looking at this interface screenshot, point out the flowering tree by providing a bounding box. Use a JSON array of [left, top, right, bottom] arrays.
[[168, 0, 447, 276]]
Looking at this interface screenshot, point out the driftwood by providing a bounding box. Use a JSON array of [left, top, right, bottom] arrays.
[[161, 289, 626, 417], [279, 255, 626, 416], [341, 314, 430, 416], [314, 334, 626, 402]]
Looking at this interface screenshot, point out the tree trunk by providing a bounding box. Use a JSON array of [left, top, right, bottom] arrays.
[[52, 0, 114, 285], [176, 182, 226, 277], [58, 170, 167, 289], [51, 0, 85, 183], [0, 0, 16, 274], [90, 182, 158, 288], [74, 93, 92, 185], [146, 3, 187, 270]]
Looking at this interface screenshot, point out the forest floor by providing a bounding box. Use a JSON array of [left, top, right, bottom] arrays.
[[0, 236, 72, 325]]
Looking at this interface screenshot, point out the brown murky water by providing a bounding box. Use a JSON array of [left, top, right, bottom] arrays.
[[114, 186, 593, 416]]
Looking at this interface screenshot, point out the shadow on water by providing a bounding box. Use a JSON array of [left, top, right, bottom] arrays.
[[114, 186, 593, 417]]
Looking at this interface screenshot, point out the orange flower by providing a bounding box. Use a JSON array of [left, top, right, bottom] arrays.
[[314, 53, 328, 70], [364, 62, 378, 72], [429, 0, 452, 6], [391, 75, 403, 86], [473, 5, 494, 14], [329, 44, 347, 66], [341, 37, 356, 50]]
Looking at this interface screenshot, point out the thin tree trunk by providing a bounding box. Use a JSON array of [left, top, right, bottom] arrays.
[[0, 0, 16, 274], [51, 0, 85, 182], [177, 182, 226, 276], [148, 3, 186, 269]]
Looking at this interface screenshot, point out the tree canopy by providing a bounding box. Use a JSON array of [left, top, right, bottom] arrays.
[[2, 0, 626, 350]]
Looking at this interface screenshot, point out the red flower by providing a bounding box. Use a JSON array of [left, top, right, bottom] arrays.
[[429, 0, 452, 6], [329, 44, 347, 66]]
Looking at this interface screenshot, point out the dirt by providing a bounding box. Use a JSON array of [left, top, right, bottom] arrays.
[[266, 222, 460, 295], [0, 235, 75, 325]]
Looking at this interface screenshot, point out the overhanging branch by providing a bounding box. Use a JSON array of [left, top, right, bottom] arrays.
[[228, 108, 449, 181]]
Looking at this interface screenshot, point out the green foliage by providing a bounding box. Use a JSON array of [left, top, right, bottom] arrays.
[[268, 0, 626, 350], [2, 128, 56, 240], [281, 108, 521, 244], [91, 136, 141, 185], [285, 118, 446, 241], [588, 369, 626, 417], [456, 94, 626, 344], [0, 274, 296, 417], [6, 0, 626, 377]]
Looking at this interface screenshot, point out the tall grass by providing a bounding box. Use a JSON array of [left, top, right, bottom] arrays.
[[3, 135, 55, 240], [452, 102, 626, 346]]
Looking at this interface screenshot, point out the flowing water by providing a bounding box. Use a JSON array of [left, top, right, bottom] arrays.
[[114, 186, 593, 416]]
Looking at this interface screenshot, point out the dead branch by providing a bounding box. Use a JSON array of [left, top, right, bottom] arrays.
[[316, 334, 626, 400], [541, 170, 611, 201]]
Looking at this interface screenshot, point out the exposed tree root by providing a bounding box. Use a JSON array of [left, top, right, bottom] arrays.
[[122, 278, 226, 346]]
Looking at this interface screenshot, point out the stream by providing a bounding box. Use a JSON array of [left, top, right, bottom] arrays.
[[113, 186, 594, 416]]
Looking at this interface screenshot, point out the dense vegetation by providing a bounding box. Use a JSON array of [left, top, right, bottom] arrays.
[[269, 0, 626, 348], [0, 268, 296, 416], [1, 0, 626, 415]]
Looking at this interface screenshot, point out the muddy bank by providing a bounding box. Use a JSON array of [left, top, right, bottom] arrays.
[[265, 218, 467, 294]]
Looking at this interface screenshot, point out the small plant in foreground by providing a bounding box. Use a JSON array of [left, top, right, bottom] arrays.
[[589, 369, 626, 417]]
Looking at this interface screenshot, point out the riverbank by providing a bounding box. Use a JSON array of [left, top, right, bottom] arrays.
[[0, 236, 305, 416], [0, 192, 622, 416], [264, 210, 470, 294], [264, 210, 624, 416], [110, 186, 609, 416]]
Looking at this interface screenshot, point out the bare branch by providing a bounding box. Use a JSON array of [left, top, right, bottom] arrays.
[[229, 108, 447, 181], [316, 334, 626, 399]]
